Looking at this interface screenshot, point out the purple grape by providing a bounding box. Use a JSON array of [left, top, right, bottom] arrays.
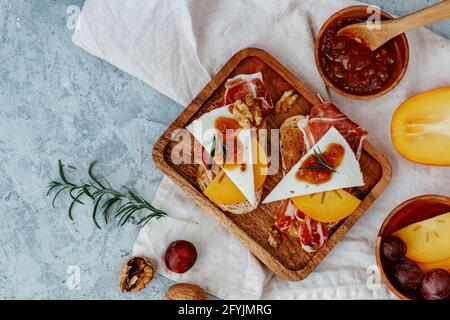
[[392, 260, 423, 291], [382, 236, 406, 261], [421, 269, 450, 300]]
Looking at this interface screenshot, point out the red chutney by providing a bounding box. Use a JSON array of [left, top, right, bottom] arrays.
[[320, 18, 398, 95], [215, 116, 241, 134], [214, 116, 242, 168], [296, 143, 345, 184]]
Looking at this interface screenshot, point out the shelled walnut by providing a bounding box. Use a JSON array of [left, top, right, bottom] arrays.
[[275, 90, 298, 114], [244, 94, 263, 125], [268, 226, 281, 248], [119, 256, 154, 293], [231, 94, 263, 128]]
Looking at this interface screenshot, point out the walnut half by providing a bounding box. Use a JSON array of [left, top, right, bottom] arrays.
[[231, 94, 263, 128], [119, 256, 154, 293], [275, 90, 298, 114], [268, 226, 281, 248]]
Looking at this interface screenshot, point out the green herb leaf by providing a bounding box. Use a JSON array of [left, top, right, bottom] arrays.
[[46, 181, 62, 196], [68, 190, 84, 221], [58, 160, 75, 186], [51, 186, 68, 208], [88, 161, 106, 189], [102, 197, 121, 224]]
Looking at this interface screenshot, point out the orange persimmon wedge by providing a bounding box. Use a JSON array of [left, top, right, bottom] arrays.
[[203, 138, 268, 205], [391, 87, 450, 166]]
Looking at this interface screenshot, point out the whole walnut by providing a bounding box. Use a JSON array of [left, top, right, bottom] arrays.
[[166, 283, 207, 300]]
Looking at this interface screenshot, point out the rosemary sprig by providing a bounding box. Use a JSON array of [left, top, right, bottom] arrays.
[[47, 160, 197, 229], [304, 147, 337, 173]]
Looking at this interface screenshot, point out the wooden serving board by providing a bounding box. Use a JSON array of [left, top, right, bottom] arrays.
[[152, 48, 392, 281]]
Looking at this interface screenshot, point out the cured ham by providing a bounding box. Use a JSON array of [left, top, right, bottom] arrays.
[[275, 200, 297, 234], [224, 73, 273, 116], [300, 102, 368, 159], [275, 200, 328, 252], [295, 210, 328, 253], [275, 102, 367, 252]]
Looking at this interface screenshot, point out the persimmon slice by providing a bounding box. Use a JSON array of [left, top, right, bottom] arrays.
[[291, 189, 361, 223], [392, 212, 450, 263], [391, 87, 450, 166], [203, 138, 267, 205]]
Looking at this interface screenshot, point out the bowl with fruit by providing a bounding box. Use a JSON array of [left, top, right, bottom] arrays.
[[376, 195, 450, 300]]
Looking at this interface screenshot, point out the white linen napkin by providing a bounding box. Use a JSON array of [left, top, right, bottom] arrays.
[[73, 0, 450, 299]]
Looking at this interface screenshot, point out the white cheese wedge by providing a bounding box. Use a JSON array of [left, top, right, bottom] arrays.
[[186, 105, 257, 207], [262, 126, 364, 204]]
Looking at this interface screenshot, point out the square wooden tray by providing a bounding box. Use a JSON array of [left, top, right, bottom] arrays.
[[152, 48, 392, 281]]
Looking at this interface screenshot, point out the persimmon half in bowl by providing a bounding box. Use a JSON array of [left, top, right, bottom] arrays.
[[391, 87, 450, 166], [376, 195, 450, 300]]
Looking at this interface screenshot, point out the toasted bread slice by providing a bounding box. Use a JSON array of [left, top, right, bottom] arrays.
[[197, 164, 262, 214], [280, 115, 306, 173]]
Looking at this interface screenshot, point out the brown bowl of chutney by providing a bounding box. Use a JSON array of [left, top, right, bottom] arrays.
[[314, 6, 409, 100]]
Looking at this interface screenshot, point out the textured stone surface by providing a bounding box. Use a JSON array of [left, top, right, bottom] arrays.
[[0, 0, 448, 299]]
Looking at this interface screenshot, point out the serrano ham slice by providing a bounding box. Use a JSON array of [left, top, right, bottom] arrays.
[[275, 199, 328, 252], [275, 102, 367, 253], [301, 102, 368, 159], [275, 200, 298, 234], [295, 210, 328, 253], [224, 73, 273, 116]]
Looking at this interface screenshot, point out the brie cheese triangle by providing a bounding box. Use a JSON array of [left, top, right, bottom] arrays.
[[263, 126, 364, 204], [186, 106, 257, 207]]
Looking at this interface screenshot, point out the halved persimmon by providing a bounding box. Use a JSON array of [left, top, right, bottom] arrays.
[[203, 138, 268, 205], [391, 87, 450, 166]]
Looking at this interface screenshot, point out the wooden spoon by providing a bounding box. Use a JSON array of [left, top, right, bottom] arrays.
[[337, 0, 450, 50]]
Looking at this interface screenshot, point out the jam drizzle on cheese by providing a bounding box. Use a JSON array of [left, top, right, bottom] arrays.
[[214, 116, 243, 169], [296, 143, 345, 184]]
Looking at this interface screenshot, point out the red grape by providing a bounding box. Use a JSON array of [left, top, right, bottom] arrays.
[[421, 268, 450, 300], [164, 240, 197, 273], [382, 236, 406, 261], [392, 260, 423, 291]]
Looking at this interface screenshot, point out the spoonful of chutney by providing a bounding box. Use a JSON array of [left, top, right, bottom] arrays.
[[337, 0, 450, 51]]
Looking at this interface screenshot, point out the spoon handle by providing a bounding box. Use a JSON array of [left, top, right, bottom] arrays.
[[382, 0, 450, 37]]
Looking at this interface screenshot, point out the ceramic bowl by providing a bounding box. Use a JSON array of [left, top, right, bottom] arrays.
[[314, 6, 409, 100], [376, 195, 450, 300]]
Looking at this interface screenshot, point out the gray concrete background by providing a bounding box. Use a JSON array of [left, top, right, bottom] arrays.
[[0, 0, 448, 299]]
